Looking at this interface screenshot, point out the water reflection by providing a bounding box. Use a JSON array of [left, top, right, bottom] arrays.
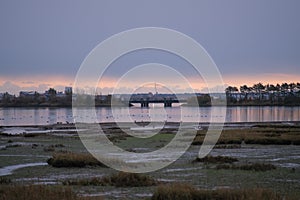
[[0, 106, 299, 126]]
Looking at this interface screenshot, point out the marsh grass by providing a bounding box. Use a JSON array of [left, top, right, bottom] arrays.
[[216, 163, 277, 171], [0, 177, 11, 185], [43, 146, 55, 152], [253, 124, 300, 129], [108, 134, 129, 143], [43, 144, 65, 152], [213, 144, 241, 149], [244, 137, 292, 145], [0, 185, 103, 200], [63, 172, 157, 187], [238, 163, 276, 171], [192, 126, 300, 145], [5, 144, 22, 148], [23, 133, 42, 137], [151, 183, 282, 200], [193, 155, 238, 164], [47, 152, 107, 168]]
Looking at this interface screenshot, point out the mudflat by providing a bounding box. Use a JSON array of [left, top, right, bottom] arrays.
[[0, 122, 299, 199]]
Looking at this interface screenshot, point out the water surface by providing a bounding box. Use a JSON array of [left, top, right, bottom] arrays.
[[0, 106, 299, 126]]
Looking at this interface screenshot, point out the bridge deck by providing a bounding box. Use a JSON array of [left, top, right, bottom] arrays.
[[129, 100, 186, 103]]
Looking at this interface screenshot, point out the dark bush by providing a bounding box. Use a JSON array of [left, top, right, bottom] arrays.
[[191, 140, 203, 145], [292, 140, 300, 145], [0, 177, 11, 185], [23, 133, 42, 137]]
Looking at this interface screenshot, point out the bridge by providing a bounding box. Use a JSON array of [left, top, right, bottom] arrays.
[[129, 98, 187, 107]]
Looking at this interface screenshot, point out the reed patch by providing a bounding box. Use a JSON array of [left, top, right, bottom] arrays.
[[47, 152, 107, 168], [63, 172, 157, 187], [0, 185, 103, 200], [151, 183, 282, 200]]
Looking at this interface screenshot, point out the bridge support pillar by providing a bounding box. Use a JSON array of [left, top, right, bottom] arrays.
[[141, 100, 149, 108], [164, 99, 172, 107]]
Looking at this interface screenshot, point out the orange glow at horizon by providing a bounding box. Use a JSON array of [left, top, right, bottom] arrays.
[[0, 73, 299, 94]]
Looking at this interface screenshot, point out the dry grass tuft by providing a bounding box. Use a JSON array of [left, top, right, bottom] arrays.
[[151, 183, 282, 200], [216, 162, 277, 171], [110, 172, 157, 187], [0, 184, 103, 200], [192, 126, 300, 146], [47, 152, 107, 168], [63, 172, 157, 187]]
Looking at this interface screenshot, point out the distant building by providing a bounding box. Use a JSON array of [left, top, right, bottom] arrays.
[[56, 91, 66, 98], [65, 87, 72, 95], [95, 94, 109, 102], [19, 91, 36, 98], [0, 92, 15, 102]]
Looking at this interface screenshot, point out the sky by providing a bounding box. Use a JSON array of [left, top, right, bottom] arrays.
[[0, 0, 300, 94]]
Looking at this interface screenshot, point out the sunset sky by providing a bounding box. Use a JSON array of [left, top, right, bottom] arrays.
[[0, 0, 299, 95]]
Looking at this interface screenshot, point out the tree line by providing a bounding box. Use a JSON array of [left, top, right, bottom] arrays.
[[225, 82, 300, 106], [226, 82, 300, 94], [1, 82, 300, 107]]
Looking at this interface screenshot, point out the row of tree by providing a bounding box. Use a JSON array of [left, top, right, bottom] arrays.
[[226, 82, 300, 94], [225, 82, 300, 106]]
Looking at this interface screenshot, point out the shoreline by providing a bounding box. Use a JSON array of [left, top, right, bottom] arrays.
[[0, 121, 300, 130], [1, 104, 300, 108], [0, 121, 300, 136], [0, 120, 299, 199], [1, 120, 299, 128]]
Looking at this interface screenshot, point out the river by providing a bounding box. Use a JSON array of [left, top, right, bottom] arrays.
[[0, 105, 299, 126]]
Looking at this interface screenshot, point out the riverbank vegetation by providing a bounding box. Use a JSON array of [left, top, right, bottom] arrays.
[[47, 152, 107, 168], [0, 185, 103, 200], [216, 163, 277, 171], [63, 172, 157, 187], [226, 82, 300, 106], [151, 183, 286, 200], [192, 155, 238, 164], [192, 124, 300, 145], [1, 183, 292, 200], [186, 82, 300, 106], [0, 122, 299, 199]]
